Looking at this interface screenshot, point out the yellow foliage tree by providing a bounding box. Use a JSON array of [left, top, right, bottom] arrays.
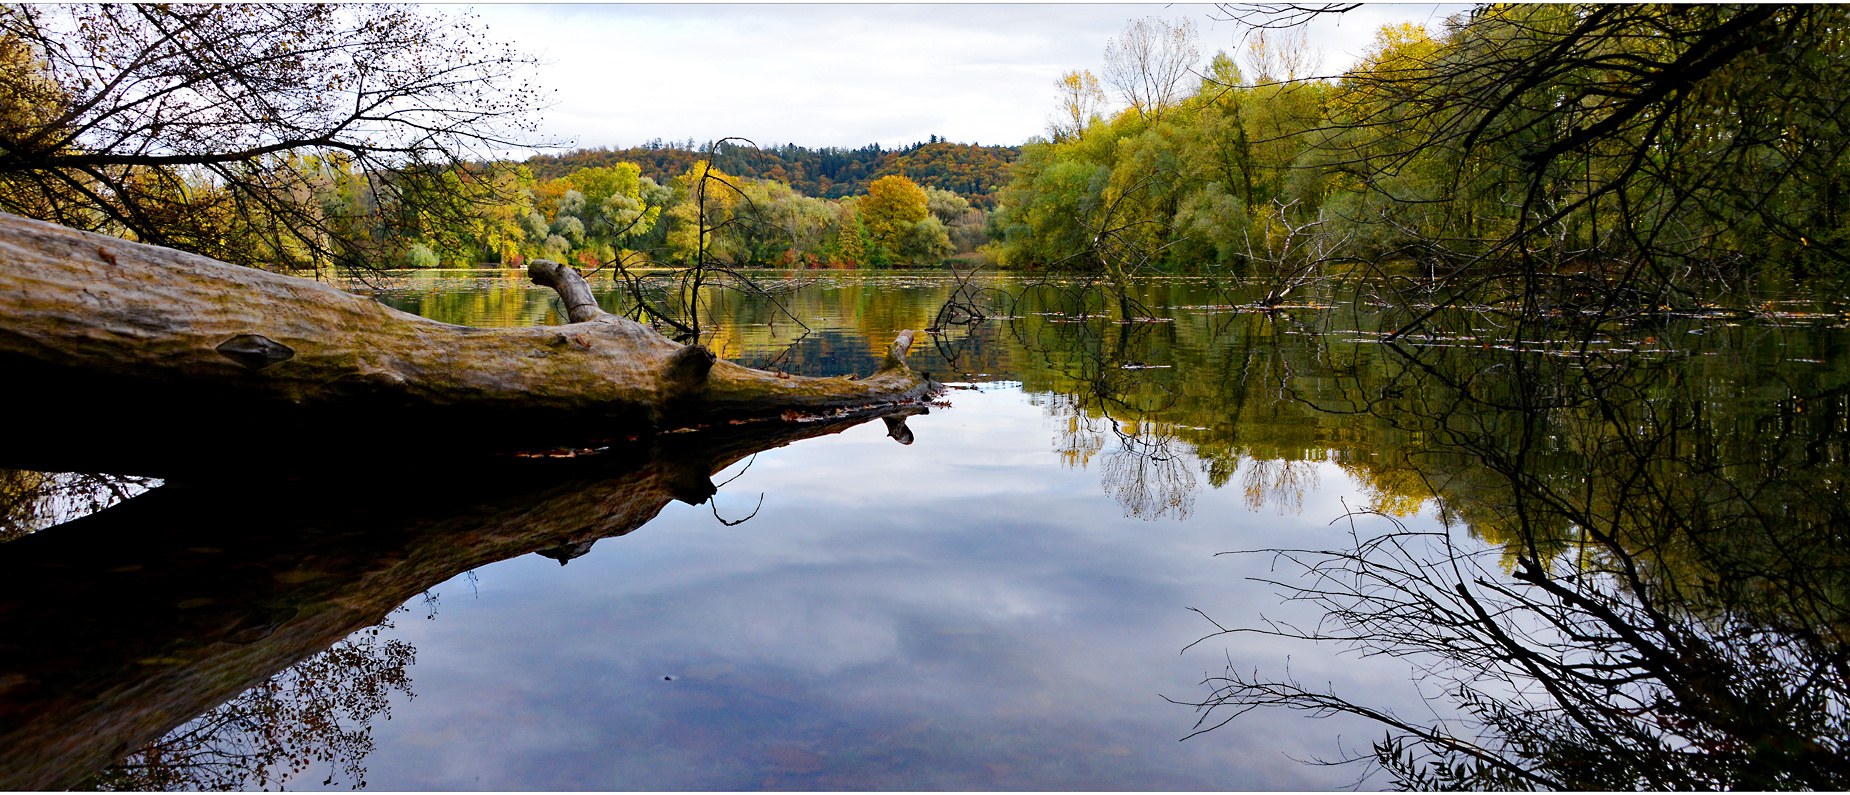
[[860, 174, 928, 256], [665, 160, 741, 263], [1335, 22, 1440, 119]]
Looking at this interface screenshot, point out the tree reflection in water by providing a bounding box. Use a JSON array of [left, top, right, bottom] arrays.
[[1042, 394, 1202, 521], [1098, 418, 1200, 521], [12, 268, 1836, 789], [911, 270, 1849, 786], [1235, 456, 1318, 516], [1175, 336, 1850, 789], [0, 470, 158, 542], [81, 625, 413, 791], [0, 409, 923, 791], [999, 283, 1210, 521]]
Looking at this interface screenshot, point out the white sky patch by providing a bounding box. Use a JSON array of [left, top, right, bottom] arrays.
[[465, 3, 1470, 152]]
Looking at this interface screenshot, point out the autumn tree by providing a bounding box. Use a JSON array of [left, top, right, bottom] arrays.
[[860, 174, 929, 260], [0, 4, 547, 269], [664, 160, 743, 264], [835, 198, 870, 265]]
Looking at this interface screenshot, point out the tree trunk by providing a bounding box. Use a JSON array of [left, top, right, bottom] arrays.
[[0, 213, 938, 475]]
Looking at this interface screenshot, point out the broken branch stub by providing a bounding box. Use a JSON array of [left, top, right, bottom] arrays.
[[884, 329, 916, 372], [527, 259, 606, 323], [0, 215, 939, 474]]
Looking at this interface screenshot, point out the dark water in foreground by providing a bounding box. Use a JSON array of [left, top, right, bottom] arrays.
[[3, 270, 1846, 790]]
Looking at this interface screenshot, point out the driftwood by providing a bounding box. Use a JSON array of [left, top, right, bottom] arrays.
[[0, 212, 938, 475], [0, 410, 918, 790]]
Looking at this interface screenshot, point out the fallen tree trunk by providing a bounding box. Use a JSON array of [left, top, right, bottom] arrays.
[[0, 213, 938, 475]]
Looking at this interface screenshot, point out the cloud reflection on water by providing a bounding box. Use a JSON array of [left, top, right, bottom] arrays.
[[339, 388, 1437, 790]]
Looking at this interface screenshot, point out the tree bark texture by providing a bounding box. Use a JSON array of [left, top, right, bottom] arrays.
[[0, 212, 938, 475]]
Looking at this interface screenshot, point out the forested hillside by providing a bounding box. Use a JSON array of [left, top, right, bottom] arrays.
[[526, 139, 1018, 209]]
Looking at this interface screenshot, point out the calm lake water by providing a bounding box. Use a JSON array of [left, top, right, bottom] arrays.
[[3, 268, 1845, 790]]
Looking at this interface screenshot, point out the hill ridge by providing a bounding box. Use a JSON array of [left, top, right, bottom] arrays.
[[524, 139, 1018, 208]]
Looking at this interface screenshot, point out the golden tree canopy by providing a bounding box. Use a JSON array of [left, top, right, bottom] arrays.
[[860, 174, 928, 251]]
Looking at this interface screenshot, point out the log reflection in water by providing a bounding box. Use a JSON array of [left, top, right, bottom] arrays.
[[0, 409, 921, 791], [1174, 340, 1850, 789]]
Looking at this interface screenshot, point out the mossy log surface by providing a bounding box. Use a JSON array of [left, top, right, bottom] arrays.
[[0, 213, 938, 474]]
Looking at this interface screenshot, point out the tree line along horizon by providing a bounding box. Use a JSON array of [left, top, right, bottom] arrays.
[[433, 137, 1020, 271], [0, 5, 1842, 286], [0, 5, 1019, 273]]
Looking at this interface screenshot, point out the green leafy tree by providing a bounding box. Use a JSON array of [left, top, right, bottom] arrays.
[[895, 216, 955, 266]]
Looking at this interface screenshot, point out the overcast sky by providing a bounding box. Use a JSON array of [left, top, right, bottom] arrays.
[[465, 3, 1468, 153]]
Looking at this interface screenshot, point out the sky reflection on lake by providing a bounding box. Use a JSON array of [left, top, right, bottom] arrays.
[[331, 385, 1429, 790]]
